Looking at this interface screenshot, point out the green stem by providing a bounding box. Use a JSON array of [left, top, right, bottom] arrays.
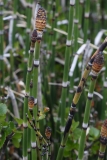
[[100, 55, 107, 120], [84, 0, 90, 42], [56, 44, 106, 160], [24, 0, 33, 82], [32, 40, 41, 159], [27, 128, 31, 160], [23, 41, 34, 159], [0, 1, 4, 87], [98, 144, 106, 160], [60, 0, 75, 127], [78, 75, 97, 160], [73, 0, 79, 53]]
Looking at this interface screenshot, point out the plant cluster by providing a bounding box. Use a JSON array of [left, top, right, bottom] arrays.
[[0, 0, 107, 160]]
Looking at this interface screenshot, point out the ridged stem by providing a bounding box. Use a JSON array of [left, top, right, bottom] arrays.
[[101, 55, 107, 120], [68, 2, 75, 105], [56, 39, 107, 160], [23, 41, 35, 160], [83, 0, 90, 41], [27, 128, 31, 160], [78, 75, 97, 160], [73, 0, 79, 53], [98, 144, 106, 160], [56, 61, 92, 160], [97, 119, 107, 160], [60, 0, 75, 128], [50, 2, 57, 104], [31, 40, 41, 160], [79, 0, 84, 37], [24, 0, 32, 82], [0, 1, 4, 87], [12, 0, 18, 46]]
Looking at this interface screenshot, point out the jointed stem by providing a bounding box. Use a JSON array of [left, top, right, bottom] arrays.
[[78, 75, 97, 159]]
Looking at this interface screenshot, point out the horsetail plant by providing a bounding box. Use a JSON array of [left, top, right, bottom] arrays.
[[26, 113, 49, 159], [0, 1, 4, 87], [27, 81, 33, 159], [101, 55, 107, 120], [78, 0, 84, 38], [73, 0, 79, 53], [67, 0, 75, 105], [78, 52, 104, 160], [56, 38, 107, 160], [31, 3, 46, 159], [83, 0, 90, 41], [24, 0, 33, 82], [23, 29, 37, 160], [45, 127, 52, 160], [27, 96, 33, 159], [60, 0, 75, 128], [28, 96, 37, 160], [98, 119, 107, 160]]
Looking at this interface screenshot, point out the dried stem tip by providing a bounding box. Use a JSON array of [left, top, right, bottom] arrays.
[[101, 119, 107, 138], [92, 52, 104, 73], [35, 7, 46, 32], [28, 96, 35, 110], [31, 29, 37, 42], [45, 127, 52, 139]]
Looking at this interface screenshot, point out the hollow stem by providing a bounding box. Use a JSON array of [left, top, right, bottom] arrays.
[[60, 0, 75, 128], [0, 1, 4, 87], [23, 39, 35, 160], [78, 75, 97, 160]]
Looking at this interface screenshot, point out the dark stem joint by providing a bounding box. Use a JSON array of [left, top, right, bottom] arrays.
[[60, 144, 65, 148], [81, 78, 86, 82], [87, 96, 93, 100], [98, 151, 104, 158], [32, 146, 36, 149], [82, 126, 87, 130], [33, 64, 39, 67], [91, 75, 97, 80], [72, 102, 76, 108], [77, 86, 82, 92], [30, 49, 34, 53], [99, 42, 107, 51], [100, 136, 107, 145]]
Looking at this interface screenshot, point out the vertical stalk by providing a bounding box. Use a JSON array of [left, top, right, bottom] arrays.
[[78, 76, 97, 160], [27, 127, 31, 160], [23, 30, 37, 160], [24, 0, 32, 82], [28, 80, 33, 160], [97, 119, 107, 160], [12, 0, 18, 47], [60, 0, 75, 128], [83, 0, 90, 42], [0, 1, 4, 87], [78, 52, 104, 160], [73, 0, 79, 53], [32, 40, 41, 160], [45, 127, 52, 160], [56, 39, 107, 160], [68, 1, 75, 105], [50, 2, 57, 104], [104, 0, 107, 28], [31, 4, 46, 160], [100, 55, 107, 120], [10, 0, 18, 81], [56, 60, 92, 160], [78, 0, 84, 38]]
